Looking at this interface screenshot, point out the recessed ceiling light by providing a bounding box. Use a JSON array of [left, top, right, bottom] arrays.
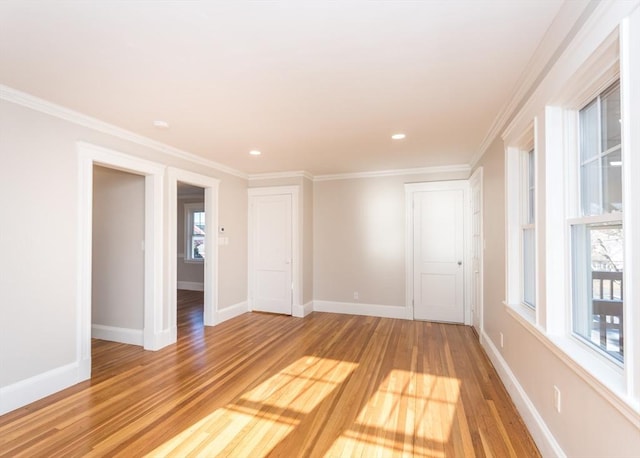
[[153, 120, 169, 129], [391, 133, 406, 140], [249, 150, 262, 156]]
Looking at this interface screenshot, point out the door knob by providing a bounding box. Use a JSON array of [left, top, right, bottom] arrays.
[[458, 261, 462, 266]]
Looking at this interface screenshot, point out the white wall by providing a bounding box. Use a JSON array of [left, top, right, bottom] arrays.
[[0, 97, 248, 412], [313, 170, 468, 308], [92, 165, 145, 333]]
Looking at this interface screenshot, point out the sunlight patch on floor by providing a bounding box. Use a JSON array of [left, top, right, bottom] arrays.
[[325, 370, 461, 457], [145, 356, 357, 457]]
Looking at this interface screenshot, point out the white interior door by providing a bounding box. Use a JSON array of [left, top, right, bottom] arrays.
[[250, 193, 293, 315], [413, 182, 466, 323]]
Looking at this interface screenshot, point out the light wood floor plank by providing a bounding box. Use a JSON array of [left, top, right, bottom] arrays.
[[0, 291, 539, 457]]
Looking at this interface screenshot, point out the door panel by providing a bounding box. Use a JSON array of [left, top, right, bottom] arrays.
[[251, 194, 292, 315], [413, 184, 465, 323]]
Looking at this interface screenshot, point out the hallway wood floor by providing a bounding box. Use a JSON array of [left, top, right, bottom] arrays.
[[0, 291, 539, 457]]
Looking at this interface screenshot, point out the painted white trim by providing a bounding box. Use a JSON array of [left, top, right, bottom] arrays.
[[313, 300, 410, 320], [77, 142, 166, 375], [91, 325, 143, 346], [248, 186, 301, 316], [620, 9, 640, 405], [314, 164, 470, 182], [0, 85, 245, 179], [470, 1, 598, 168], [405, 180, 471, 324], [0, 362, 83, 415], [469, 167, 484, 333], [167, 167, 220, 328], [293, 301, 314, 318], [505, 303, 639, 427], [481, 330, 566, 458], [215, 301, 248, 324], [177, 281, 205, 292], [248, 170, 314, 181]]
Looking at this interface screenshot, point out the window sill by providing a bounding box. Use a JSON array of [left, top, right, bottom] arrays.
[[504, 301, 536, 326], [504, 302, 639, 426], [183, 259, 204, 264]]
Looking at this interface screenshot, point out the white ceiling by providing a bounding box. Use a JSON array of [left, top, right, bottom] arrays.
[[0, 1, 564, 176]]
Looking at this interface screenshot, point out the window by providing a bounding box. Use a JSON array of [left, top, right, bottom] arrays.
[[522, 149, 536, 308], [571, 81, 623, 363], [504, 127, 536, 319], [185, 203, 205, 261]]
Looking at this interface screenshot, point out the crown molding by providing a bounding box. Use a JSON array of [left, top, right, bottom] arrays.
[[0, 84, 247, 179], [470, 0, 598, 169], [313, 164, 470, 182], [247, 170, 314, 181]]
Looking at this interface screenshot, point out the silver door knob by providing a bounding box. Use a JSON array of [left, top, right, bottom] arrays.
[[458, 261, 462, 266]]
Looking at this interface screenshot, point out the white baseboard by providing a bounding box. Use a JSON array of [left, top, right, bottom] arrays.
[[0, 361, 86, 415], [92, 324, 143, 346], [313, 300, 409, 319], [177, 281, 204, 291], [144, 327, 176, 351], [215, 301, 248, 325], [481, 330, 566, 458], [293, 301, 314, 318]]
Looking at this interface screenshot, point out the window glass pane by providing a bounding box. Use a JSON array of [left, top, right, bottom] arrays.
[[523, 227, 535, 308], [193, 211, 205, 234], [192, 235, 205, 259], [579, 99, 599, 162], [602, 148, 622, 213], [572, 224, 623, 362], [601, 82, 621, 151], [526, 150, 535, 224], [581, 160, 601, 216]]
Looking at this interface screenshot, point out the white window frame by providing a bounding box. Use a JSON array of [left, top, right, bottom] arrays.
[[184, 203, 205, 263], [569, 80, 624, 365], [522, 148, 536, 309], [541, 24, 639, 419], [505, 122, 538, 324], [504, 14, 640, 422]]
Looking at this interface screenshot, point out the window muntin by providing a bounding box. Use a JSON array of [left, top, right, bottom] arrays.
[[579, 82, 623, 216], [572, 80, 623, 363]]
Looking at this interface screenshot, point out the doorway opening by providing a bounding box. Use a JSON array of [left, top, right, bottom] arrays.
[[77, 142, 165, 381], [167, 167, 220, 342], [177, 182, 205, 336], [92, 165, 145, 346]]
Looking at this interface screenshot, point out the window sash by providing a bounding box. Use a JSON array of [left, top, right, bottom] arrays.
[[185, 206, 205, 261], [571, 222, 624, 364], [573, 79, 624, 364]]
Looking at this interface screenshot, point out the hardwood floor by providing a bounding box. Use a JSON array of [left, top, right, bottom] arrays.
[[0, 291, 539, 457]]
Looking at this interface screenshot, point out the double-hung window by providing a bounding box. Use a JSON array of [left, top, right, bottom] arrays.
[[522, 149, 536, 309], [570, 81, 624, 363], [185, 203, 206, 261], [504, 127, 536, 320]]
